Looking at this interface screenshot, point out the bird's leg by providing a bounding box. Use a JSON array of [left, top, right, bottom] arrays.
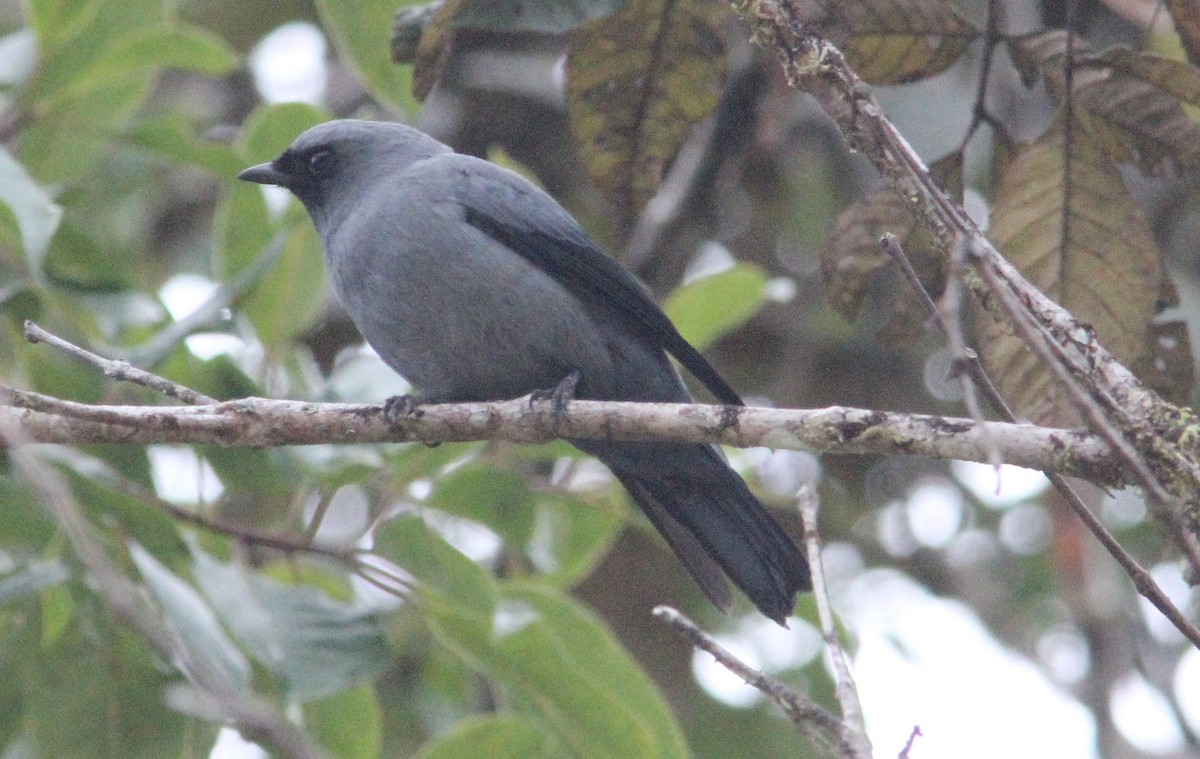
[[530, 369, 581, 425]]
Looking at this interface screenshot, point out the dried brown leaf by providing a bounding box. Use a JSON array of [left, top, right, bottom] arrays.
[[795, 0, 980, 84], [978, 118, 1180, 426], [1010, 31, 1200, 175], [565, 0, 727, 225], [1098, 48, 1200, 108], [823, 153, 962, 342]]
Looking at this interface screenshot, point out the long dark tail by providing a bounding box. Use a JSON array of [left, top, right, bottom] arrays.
[[579, 440, 811, 624]]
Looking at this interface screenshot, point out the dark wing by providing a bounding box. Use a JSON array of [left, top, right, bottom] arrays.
[[448, 154, 744, 406]]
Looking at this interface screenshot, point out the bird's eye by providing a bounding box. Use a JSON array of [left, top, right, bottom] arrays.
[[308, 149, 333, 176]]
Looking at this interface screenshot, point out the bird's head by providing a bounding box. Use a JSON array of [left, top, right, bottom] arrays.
[[238, 119, 448, 215]]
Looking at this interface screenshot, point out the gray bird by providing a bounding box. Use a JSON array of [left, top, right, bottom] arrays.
[[239, 119, 809, 624]]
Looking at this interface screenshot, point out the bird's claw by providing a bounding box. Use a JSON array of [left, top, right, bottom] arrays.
[[530, 369, 581, 425], [384, 394, 441, 447], [384, 393, 422, 422]]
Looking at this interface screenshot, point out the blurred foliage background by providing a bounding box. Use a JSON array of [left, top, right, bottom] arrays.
[[1, 0, 1200, 757]]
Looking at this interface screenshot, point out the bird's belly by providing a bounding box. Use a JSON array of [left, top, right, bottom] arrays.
[[335, 259, 613, 402]]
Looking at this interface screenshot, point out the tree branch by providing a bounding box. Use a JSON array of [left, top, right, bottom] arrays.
[[798, 485, 872, 759], [733, 0, 1200, 571], [0, 387, 1125, 484], [653, 605, 852, 755]]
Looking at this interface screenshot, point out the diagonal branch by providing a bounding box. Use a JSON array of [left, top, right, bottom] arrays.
[[733, 0, 1200, 575]]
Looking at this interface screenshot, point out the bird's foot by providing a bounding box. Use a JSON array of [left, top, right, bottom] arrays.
[[383, 394, 441, 447], [384, 393, 423, 422], [530, 369, 581, 425]]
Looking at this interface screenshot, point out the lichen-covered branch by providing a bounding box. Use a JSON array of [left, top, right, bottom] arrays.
[[733, 0, 1200, 560], [0, 385, 1125, 485]]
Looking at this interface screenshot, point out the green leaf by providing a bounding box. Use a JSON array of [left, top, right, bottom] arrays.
[[240, 220, 327, 347], [431, 583, 689, 759], [413, 715, 551, 759], [304, 683, 383, 759], [42, 220, 134, 292], [428, 464, 538, 547], [0, 285, 41, 328], [0, 624, 28, 751], [124, 116, 243, 177], [0, 476, 54, 552], [663, 264, 769, 351], [0, 143, 62, 273], [104, 25, 239, 75], [315, 0, 419, 111], [18, 0, 164, 180], [239, 102, 330, 164], [129, 542, 252, 696], [24, 627, 190, 759], [213, 182, 272, 280], [42, 25, 239, 105], [191, 546, 392, 701], [372, 515, 496, 621], [65, 470, 189, 564], [524, 493, 622, 587]]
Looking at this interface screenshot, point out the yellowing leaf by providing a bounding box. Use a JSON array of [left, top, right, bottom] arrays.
[[566, 0, 728, 225], [1010, 32, 1200, 175], [408, 0, 466, 101], [1166, 0, 1200, 67], [801, 0, 980, 84], [979, 119, 1177, 426]]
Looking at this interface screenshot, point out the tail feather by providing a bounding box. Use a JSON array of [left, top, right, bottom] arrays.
[[581, 440, 810, 624], [616, 473, 734, 613]]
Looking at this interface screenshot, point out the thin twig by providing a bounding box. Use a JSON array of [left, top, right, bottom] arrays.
[[798, 486, 873, 759], [961, 0, 1002, 143], [969, 244, 1200, 576], [898, 726, 923, 759], [886, 234, 1200, 649], [126, 226, 291, 368], [880, 234, 1000, 468], [652, 605, 850, 754], [25, 320, 216, 405]]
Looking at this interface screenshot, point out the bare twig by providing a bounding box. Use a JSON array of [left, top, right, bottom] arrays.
[[798, 486, 873, 759], [0, 388, 1126, 484], [652, 605, 850, 754], [25, 320, 216, 405], [970, 246, 1200, 579], [885, 237, 1200, 649], [880, 234, 1001, 445], [898, 726, 923, 759]]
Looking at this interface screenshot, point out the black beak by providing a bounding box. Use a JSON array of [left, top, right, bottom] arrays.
[[238, 162, 292, 187]]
